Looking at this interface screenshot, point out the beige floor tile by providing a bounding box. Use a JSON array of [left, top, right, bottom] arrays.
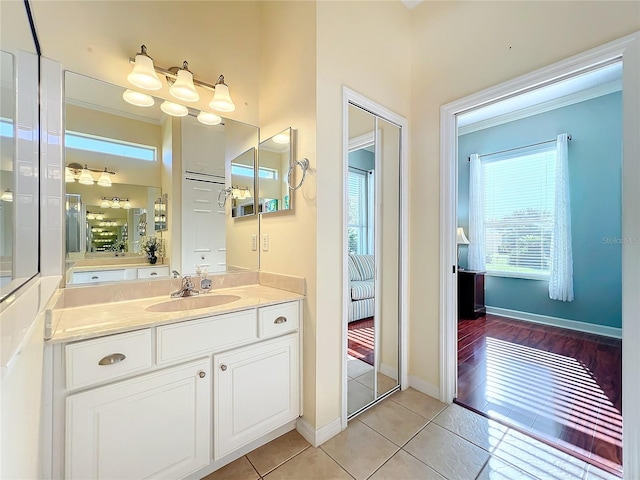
[[246, 429, 310, 476], [389, 388, 447, 420], [201, 456, 259, 480], [264, 447, 352, 480], [404, 422, 489, 480], [321, 419, 399, 480], [348, 379, 375, 415], [354, 371, 398, 395], [347, 357, 373, 379], [476, 456, 537, 480], [493, 429, 587, 480], [369, 449, 445, 480], [358, 399, 429, 446], [433, 403, 507, 452]]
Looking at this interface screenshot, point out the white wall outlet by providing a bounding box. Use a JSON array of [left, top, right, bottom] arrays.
[[251, 234, 257, 251], [262, 234, 269, 252]]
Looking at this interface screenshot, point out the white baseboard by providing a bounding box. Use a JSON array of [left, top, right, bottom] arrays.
[[296, 416, 342, 447], [407, 375, 440, 400], [378, 363, 398, 381], [486, 306, 622, 339]]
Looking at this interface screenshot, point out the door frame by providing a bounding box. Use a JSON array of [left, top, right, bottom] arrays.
[[439, 32, 640, 477], [341, 87, 409, 429]]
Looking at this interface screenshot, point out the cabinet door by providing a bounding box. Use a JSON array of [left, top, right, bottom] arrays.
[[66, 359, 210, 480], [214, 334, 299, 459]]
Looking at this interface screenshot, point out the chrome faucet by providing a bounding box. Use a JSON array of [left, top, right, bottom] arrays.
[[170, 275, 200, 298]]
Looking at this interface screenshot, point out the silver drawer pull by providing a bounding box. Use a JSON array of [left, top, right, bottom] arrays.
[[98, 353, 126, 366], [150, 272, 157, 276], [91, 276, 99, 280], [274, 316, 287, 324], [220, 364, 227, 371]]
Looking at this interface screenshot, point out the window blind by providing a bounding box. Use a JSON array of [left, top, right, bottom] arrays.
[[482, 145, 557, 279], [348, 170, 368, 254]]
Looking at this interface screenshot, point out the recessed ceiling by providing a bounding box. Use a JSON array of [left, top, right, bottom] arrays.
[[458, 62, 622, 130]]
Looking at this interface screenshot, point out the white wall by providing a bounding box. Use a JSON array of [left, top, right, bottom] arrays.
[[408, 1, 640, 389]]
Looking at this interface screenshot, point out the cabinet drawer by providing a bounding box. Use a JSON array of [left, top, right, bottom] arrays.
[[137, 265, 170, 279], [157, 309, 257, 365], [65, 330, 153, 390], [72, 269, 126, 284], [259, 301, 299, 338]]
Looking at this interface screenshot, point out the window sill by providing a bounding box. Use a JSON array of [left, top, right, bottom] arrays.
[[485, 271, 549, 282]]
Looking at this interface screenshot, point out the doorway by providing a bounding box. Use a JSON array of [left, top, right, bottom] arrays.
[[342, 88, 408, 424], [439, 33, 640, 480]]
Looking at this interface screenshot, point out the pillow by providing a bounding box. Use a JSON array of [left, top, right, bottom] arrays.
[[352, 254, 375, 280], [348, 254, 362, 281]]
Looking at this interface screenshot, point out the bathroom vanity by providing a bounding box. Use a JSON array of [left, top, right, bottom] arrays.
[[45, 283, 303, 479]]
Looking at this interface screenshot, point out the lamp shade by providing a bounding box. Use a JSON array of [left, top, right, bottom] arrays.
[[1, 189, 13, 202], [78, 166, 94, 185], [197, 111, 222, 126], [456, 227, 470, 245], [65, 167, 75, 183], [127, 52, 162, 90], [160, 101, 189, 117], [123, 89, 154, 107], [170, 68, 199, 102], [209, 83, 235, 112], [100, 198, 110, 209], [272, 132, 290, 145], [97, 169, 112, 187], [111, 198, 121, 209], [123, 199, 132, 210]]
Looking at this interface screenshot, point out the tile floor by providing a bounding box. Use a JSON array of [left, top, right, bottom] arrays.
[[347, 356, 398, 415], [202, 388, 619, 480]]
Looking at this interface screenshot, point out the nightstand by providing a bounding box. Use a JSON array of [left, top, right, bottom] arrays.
[[458, 270, 486, 319]]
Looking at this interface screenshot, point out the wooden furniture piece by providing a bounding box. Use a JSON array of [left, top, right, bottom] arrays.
[[458, 270, 486, 319]]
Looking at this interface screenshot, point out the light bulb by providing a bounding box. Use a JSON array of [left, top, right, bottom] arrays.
[[122, 89, 154, 107], [127, 47, 162, 90], [197, 111, 222, 126], [169, 65, 199, 102], [160, 101, 189, 117]]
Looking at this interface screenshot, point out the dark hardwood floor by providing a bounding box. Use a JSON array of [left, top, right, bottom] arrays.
[[456, 314, 622, 476]]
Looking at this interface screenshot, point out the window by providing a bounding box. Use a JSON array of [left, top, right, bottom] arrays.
[[230, 164, 278, 180], [482, 145, 556, 279], [348, 169, 369, 254], [65, 131, 156, 162]]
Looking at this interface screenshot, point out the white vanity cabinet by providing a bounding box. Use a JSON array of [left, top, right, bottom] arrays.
[[51, 299, 302, 480]]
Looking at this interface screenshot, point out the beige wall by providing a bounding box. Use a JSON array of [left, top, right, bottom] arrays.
[[31, 1, 261, 126], [316, 1, 410, 427], [258, 0, 319, 426], [408, 1, 640, 388]]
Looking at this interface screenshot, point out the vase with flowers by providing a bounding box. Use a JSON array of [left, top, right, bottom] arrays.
[[140, 236, 164, 265]]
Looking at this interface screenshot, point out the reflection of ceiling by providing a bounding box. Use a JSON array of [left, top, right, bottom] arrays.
[[458, 62, 622, 133]]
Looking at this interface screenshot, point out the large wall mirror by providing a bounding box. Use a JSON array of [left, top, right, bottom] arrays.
[[0, 1, 40, 302], [64, 72, 259, 285], [258, 127, 292, 214]]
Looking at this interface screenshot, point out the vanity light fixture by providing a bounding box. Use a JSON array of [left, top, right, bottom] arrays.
[[127, 45, 162, 90], [65, 167, 75, 183], [111, 198, 122, 209], [123, 198, 132, 210], [197, 111, 222, 126], [97, 168, 113, 187], [160, 100, 189, 117], [1, 189, 13, 202], [122, 89, 154, 107], [67, 163, 116, 186], [78, 165, 95, 185], [100, 198, 111, 209], [169, 62, 199, 102], [128, 45, 236, 113], [86, 212, 95, 220]]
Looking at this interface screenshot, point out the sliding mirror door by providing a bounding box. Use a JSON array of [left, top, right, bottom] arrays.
[[346, 103, 401, 417]]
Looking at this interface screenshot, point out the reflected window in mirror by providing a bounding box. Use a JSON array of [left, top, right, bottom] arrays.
[[258, 127, 292, 214]]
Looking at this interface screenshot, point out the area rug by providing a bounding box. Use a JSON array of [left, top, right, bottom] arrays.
[[347, 317, 374, 366]]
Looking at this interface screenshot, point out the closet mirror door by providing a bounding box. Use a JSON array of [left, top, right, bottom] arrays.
[[346, 104, 400, 417]]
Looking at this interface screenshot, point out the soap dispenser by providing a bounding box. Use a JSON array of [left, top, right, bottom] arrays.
[[198, 265, 212, 292]]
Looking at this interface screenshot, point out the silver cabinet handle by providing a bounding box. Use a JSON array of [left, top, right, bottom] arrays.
[[198, 371, 206, 378], [91, 276, 99, 280], [274, 316, 287, 324], [98, 353, 126, 366], [220, 364, 227, 371], [150, 272, 157, 276]]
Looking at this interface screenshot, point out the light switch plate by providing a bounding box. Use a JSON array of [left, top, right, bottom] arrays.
[[262, 234, 269, 252], [251, 234, 257, 251]]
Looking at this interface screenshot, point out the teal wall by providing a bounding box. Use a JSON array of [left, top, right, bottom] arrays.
[[458, 92, 622, 328]]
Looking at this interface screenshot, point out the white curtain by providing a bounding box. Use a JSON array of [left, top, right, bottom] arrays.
[[468, 153, 486, 271], [549, 134, 574, 301]]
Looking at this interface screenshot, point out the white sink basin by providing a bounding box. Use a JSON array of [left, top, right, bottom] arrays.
[[146, 295, 241, 313]]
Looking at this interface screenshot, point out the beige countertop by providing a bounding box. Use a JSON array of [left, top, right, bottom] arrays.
[[47, 284, 303, 344]]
